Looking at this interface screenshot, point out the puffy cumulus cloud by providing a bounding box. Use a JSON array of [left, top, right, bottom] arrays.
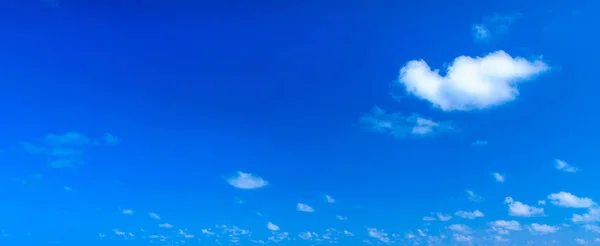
[[490, 220, 522, 235], [505, 197, 544, 217], [466, 190, 484, 202], [548, 192, 595, 208], [267, 222, 280, 231], [226, 171, 268, 190], [449, 224, 473, 234], [575, 238, 586, 245], [298, 231, 317, 240], [528, 223, 559, 234], [455, 210, 484, 219], [572, 208, 600, 223], [359, 106, 453, 138], [297, 203, 315, 213], [437, 212, 452, 221], [584, 224, 600, 233], [492, 172, 505, 182], [397, 50, 549, 111], [367, 228, 389, 243]]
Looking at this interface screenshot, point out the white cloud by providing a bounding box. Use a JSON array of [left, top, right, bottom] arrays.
[[179, 229, 195, 239], [398, 50, 549, 111], [573, 208, 600, 223], [575, 238, 586, 245], [548, 192, 596, 208], [490, 220, 522, 234], [472, 24, 489, 41], [267, 222, 280, 231], [423, 216, 436, 221], [297, 203, 315, 213], [122, 209, 133, 215], [298, 232, 315, 240], [158, 223, 173, 228], [505, 197, 544, 217], [98, 233, 105, 238], [226, 171, 268, 190], [113, 229, 125, 236], [148, 212, 161, 220], [454, 234, 473, 242], [449, 224, 473, 234], [367, 228, 389, 243], [455, 210, 484, 219], [493, 172, 505, 182], [336, 215, 347, 221], [201, 229, 214, 235], [528, 223, 558, 234], [64, 186, 73, 192], [417, 229, 427, 237], [466, 190, 484, 202], [324, 194, 335, 203], [584, 224, 600, 233], [343, 230, 354, 236], [555, 159, 578, 173], [437, 212, 452, 221], [359, 107, 452, 138]]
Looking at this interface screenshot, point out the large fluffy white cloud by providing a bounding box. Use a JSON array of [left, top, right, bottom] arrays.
[[548, 192, 596, 208], [398, 51, 549, 111], [505, 197, 544, 217]]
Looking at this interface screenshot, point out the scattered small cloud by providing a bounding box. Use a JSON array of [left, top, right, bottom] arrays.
[[466, 190, 484, 202], [548, 192, 595, 208], [572, 208, 600, 223], [490, 220, 522, 235], [336, 215, 347, 221], [454, 234, 473, 242], [437, 212, 452, 221], [492, 172, 505, 183], [122, 209, 133, 215], [584, 224, 600, 233], [267, 222, 280, 231], [148, 212, 161, 220], [297, 203, 315, 213], [575, 238, 586, 245], [555, 159, 578, 173], [423, 216, 436, 221], [455, 210, 484, 219], [397, 51, 549, 111], [158, 223, 173, 228], [113, 229, 125, 236], [226, 171, 268, 190], [528, 223, 558, 234], [367, 228, 389, 243], [324, 194, 335, 203], [63, 186, 73, 192], [472, 13, 523, 42], [449, 224, 473, 234], [359, 106, 453, 138], [505, 197, 545, 217]]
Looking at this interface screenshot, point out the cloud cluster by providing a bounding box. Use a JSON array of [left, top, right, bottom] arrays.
[[359, 106, 453, 138], [398, 51, 549, 111]]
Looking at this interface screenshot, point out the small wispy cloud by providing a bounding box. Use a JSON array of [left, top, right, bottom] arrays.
[[122, 209, 133, 215], [336, 215, 347, 221], [158, 223, 173, 228], [555, 159, 578, 173], [226, 171, 268, 189], [437, 212, 452, 221], [22, 132, 119, 168], [297, 203, 315, 213], [103, 133, 121, 145], [547, 192, 595, 208], [148, 212, 161, 220], [367, 228, 390, 243], [471, 140, 488, 146], [449, 224, 473, 234], [359, 106, 453, 138], [472, 12, 523, 42], [492, 172, 505, 183], [528, 223, 558, 234], [466, 190, 484, 202], [324, 194, 335, 203]]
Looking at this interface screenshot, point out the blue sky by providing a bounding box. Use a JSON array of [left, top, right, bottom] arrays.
[[1, 0, 600, 245]]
